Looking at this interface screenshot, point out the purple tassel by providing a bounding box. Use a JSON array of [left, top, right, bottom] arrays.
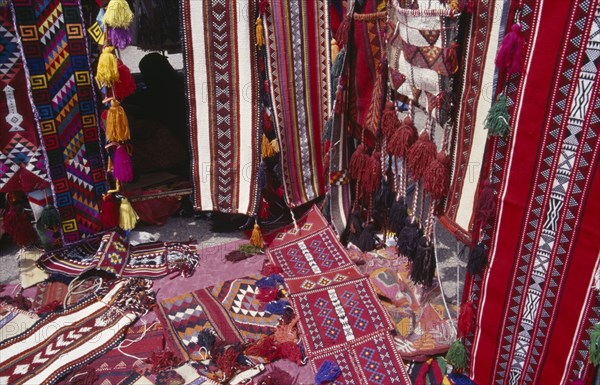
[[447, 372, 476, 385], [108, 27, 132, 50], [495, 23, 524, 75], [113, 145, 133, 183], [315, 360, 341, 385], [265, 300, 288, 315]]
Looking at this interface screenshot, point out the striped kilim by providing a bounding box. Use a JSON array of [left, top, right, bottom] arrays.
[[0, 4, 48, 192], [262, 0, 329, 208], [181, 0, 261, 215], [12, 0, 107, 242], [464, 0, 600, 384]]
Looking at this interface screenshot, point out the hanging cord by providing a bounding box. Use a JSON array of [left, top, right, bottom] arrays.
[[64, 276, 104, 309], [117, 319, 160, 360]]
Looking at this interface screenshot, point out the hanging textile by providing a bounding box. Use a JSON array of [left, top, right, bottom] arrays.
[[0, 4, 48, 193], [262, 0, 330, 208], [11, 0, 107, 243], [181, 0, 261, 215], [464, 0, 600, 383]]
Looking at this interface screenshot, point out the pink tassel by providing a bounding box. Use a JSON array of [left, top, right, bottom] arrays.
[[113, 145, 133, 183], [495, 23, 524, 75]]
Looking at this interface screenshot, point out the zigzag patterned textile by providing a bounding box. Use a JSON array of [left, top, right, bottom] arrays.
[[464, 1, 600, 383], [181, 0, 261, 215], [0, 4, 49, 193], [262, 0, 329, 208], [12, 0, 107, 242], [265, 206, 411, 384], [0, 279, 153, 385], [157, 274, 282, 361]]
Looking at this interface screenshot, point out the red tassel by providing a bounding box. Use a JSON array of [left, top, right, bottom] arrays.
[[336, 15, 351, 47], [444, 42, 459, 75], [114, 60, 136, 101], [100, 194, 120, 228], [277, 342, 302, 364], [262, 263, 283, 276], [259, 0, 269, 14], [495, 23, 524, 75], [113, 145, 133, 183], [257, 286, 279, 303], [333, 81, 346, 115], [406, 131, 437, 180], [423, 151, 451, 199], [361, 151, 381, 197], [380, 101, 399, 139], [263, 110, 273, 132], [144, 351, 181, 374], [388, 116, 418, 158], [246, 336, 280, 362], [216, 348, 240, 378], [474, 179, 496, 229], [259, 197, 270, 220], [349, 143, 369, 181], [3, 205, 36, 246], [457, 301, 475, 339]]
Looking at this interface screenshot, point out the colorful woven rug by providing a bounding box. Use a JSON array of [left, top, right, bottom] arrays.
[[0, 4, 49, 193], [157, 274, 281, 361], [181, 0, 261, 215], [12, 0, 107, 243], [0, 279, 154, 385], [440, 0, 509, 243], [262, 0, 329, 208], [464, 1, 600, 384], [265, 206, 411, 384], [37, 232, 199, 279]]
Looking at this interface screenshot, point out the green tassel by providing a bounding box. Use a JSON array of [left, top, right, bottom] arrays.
[[485, 93, 511, 138], [590, 323, 600, 365], [331, 48, 346, 78], [239, 244, 263, 255], [39, 204, 61, 229], [445, 339, 468, 370], [35, 221, 54, 250]]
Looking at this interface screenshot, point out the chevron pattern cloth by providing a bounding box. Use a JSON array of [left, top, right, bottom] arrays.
[[262, 0, 329, 208], [181, 0, 261, 215], [463, 1, 600, 383], [11, 0, 107, 242], [265, 206, 411, 384], [0, 4, 48, 192]]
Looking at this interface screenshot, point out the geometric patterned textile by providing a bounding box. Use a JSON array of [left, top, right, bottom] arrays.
[[180, 0, 261, 215], [262, 0, 329, 208], [158, 274, 282, 361], [465, 1, 600, 384], [0, 3, 48, 192], [0, 304, 39, 344], [265, 206, 411, 384], [0, 279, 152, 385], [12, 0, 107, 242], [440, 0, 509, 243]]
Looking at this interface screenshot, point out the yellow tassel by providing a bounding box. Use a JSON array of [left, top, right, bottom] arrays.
[[270, 139, 280, 154], [106, 99, 130, 142], [449, 0, 460, 11], [331, 38, 339, 62], [103, 0, 134, 28], [96, 46, 119, 88], [256, 18, 264, 47], [261, 134, 274, 158], [119, 197, 138, 231], [250, 223, 263, 248]]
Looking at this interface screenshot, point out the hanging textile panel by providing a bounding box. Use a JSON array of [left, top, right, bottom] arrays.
[[181, 0, 261, 215], [12, 0, 107, 243], [465, 0, 600, 384], [0, 4, 49, 193], [440, 0, 509, 243], [262, 0, 330, 208]]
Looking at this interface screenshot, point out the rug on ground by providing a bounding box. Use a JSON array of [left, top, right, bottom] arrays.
[[463, 0, 600, 384], [12, 0, 108, 243], [265, 206, 411, 384], [181, 0, 261, 215]]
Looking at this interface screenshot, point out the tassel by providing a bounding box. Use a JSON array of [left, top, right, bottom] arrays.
[[397, 218, 420, 260], [374, 178, 393, 212], [262, 134, 274, 158], [224, 244, 263, 262], [113, 145, 133, 183], [35, 221, 53, 250], [259, 197, 270, 220], [103, 0, 134, 28], [256, 274, 283, 288], [423, 151, 451, 200], [3, 205, 36, 246], [589, 323, 600, 365], [256, 18, 265, 47], [349, 143, 369, 181], [100, 194, 120, 228], [250, 223, 264, 248], [485, 93, 511, 138], [474, 179, 496, 229], [342, 212, 363, 246], [447, 372, 476, 385], [265, 300, 288, 315], [119, 197, 138, 231], [96, 46, 119, 88], [445, 339, 468, 370], [407, 131, 437, 180], [39, 204, 61, 230], [257, 287, 279, 303], [410, 236, 436, 287], [466, 242, 488, 275], [357, 223, 377, 252], [388, 116, 418, 158], [495, 23, 523, 75], [360, 151, 381, 198], [262, 263, 283, 276], [331, 47, 346, 79], [257, 161, 267, 191], [457, 301, 475, 339], [335, 15, 351, 47], [444, 42, 460, 75], [380, 101, 399, 139], [263, 109, 273, 132], [388, 198, 408, 235], [571, 379, 585, 385], [114, 60, 136, 100], [106, 99, 130, 142], [331, 38, 339, 62], [270, 139, 280, 154], [108, 27, 132, 50], [315, 360, 341, 385]]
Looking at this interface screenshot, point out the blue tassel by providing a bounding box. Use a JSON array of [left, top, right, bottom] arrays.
[[256, 274, 284, 288], [258, 161, 268, 191], [270, 274, 284, 285], [265, 300, 288, 315], [315, 360, 341, 384], [447, 372, 476, 385], [197, 329, 216, 350]]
